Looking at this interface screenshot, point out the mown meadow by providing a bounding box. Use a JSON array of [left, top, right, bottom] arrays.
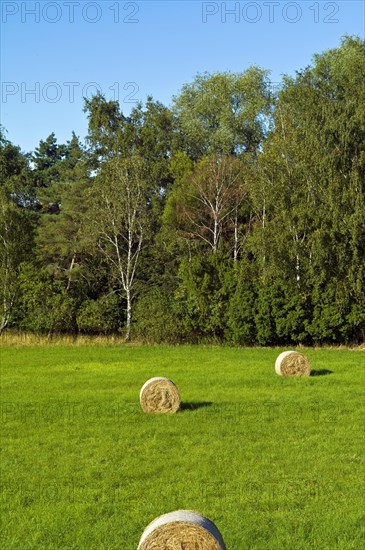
[[1, 343, 364, 549]]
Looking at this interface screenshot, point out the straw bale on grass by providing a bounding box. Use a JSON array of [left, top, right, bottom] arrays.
[[138, 510, 226, 550], [275, 351, 312, 377], [140, 377, 181, 413]]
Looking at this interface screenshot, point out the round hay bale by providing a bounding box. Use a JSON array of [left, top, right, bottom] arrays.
[[139, 377, 181, 413], [275, 351, 311, 377], [138, 510, 226, 550]]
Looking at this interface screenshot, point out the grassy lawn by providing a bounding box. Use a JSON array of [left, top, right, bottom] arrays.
[[1, 344, 364, 549]]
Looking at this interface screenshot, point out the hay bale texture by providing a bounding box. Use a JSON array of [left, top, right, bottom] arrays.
[[140, 377, 181, 413], [275, 351, 312, 377], [138, 510, 226, 550]]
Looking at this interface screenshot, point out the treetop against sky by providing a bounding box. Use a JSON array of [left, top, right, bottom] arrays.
[[1, 0, 364, 152]]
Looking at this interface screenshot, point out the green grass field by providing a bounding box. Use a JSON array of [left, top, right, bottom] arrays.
[[1, 344, 364, 549]]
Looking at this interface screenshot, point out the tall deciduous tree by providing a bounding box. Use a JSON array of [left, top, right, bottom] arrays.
[[248, 35, 365, 341], [165, 154, 249, 257], [87, 155, 150, 340], [84, 94, 174, 198], [172, 68, 273, 159], [83, 93, 126, 163]]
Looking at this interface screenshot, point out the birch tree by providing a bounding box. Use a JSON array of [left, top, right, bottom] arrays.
[[169, 154, 248, 256], [88, 155, 149, 340]]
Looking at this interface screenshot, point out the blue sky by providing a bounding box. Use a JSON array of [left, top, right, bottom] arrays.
[[1, 0, 364, 153]]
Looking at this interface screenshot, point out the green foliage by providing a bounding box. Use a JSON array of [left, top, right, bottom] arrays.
[[226, 271, 256, 345], [270, 284, 309, 343], [87, 155, 153, 340], [77, 293, 122, 334], [254, 284, 276, 345], [346, 301, 365, 343], [127, 97, 175, 193], [0, 197, 35, 331], [172, 67, 273, 158], [0, 136, 36, 331], [32, 133, 68, 188], [2, 37, 365, 344], [84, 95, 174, 206], [174, 254, 233, 341], [83, 92, 125, 161], [133, 286, 186, 343], [18, 263, 77, 334], [308, 281, 349, 343], [0, 128, 33, 205]]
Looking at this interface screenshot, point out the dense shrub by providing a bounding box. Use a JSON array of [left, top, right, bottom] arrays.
[[77, 293, 122, 334]]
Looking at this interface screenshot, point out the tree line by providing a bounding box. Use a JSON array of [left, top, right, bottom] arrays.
[[1, 36, 364, 344]]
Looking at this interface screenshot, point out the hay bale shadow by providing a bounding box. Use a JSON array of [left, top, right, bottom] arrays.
[[180, 401, 213, 411], [310, 369, 333, 376]]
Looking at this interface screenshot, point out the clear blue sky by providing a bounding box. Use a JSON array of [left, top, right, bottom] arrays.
[[1, 0, 364, 153]]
